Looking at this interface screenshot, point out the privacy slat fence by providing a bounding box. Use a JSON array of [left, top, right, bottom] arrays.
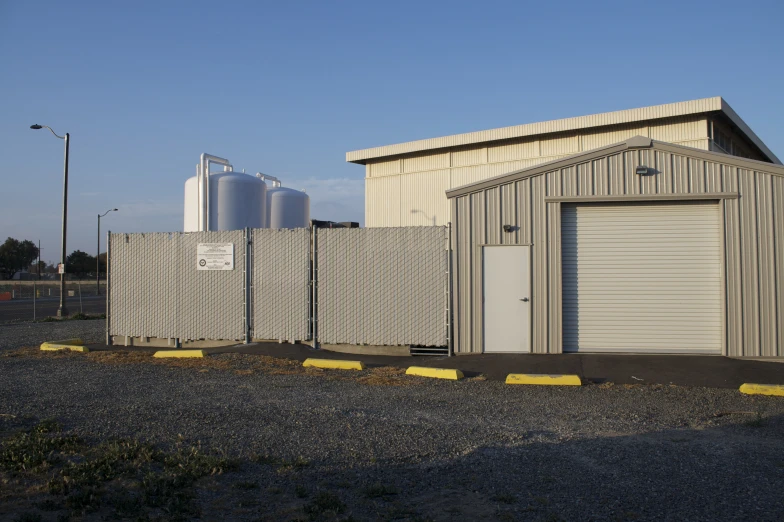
[[252, 229, 311, 342], [109, 230, 246, 341], [108, 226, 449, 349], [316, 227, 448, 346]]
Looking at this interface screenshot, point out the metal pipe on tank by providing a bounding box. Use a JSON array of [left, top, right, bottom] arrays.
[[256, 172, 281, 188], [199, 153, 232, 231]]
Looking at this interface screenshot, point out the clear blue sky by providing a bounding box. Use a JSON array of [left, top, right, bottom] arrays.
[[2, 0, 782, 263]]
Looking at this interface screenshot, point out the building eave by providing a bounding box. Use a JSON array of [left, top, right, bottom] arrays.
[[346, 97, 779, 166]]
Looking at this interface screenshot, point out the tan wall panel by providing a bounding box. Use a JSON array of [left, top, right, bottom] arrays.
[[581, 124, 648, 151], [451, 146, 486, 167], [541, 134, 579, 157], [488, 139, 539, 163], [675, 139, 710, 150], [365, 176, 401, 227], [369, 158, 401, 177], [451, 164, 494, 189], [399, 170, 451, 226], [403, 151, 449, 173], [649, 117, 707, 142]]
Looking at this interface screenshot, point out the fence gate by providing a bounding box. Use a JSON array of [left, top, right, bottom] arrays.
[[315, 227, 449, 348]]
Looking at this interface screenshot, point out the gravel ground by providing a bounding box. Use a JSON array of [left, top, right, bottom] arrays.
[[1, 321, 783, 521], [0, 318, 105, 350]]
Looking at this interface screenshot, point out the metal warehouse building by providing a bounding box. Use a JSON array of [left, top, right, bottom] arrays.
[[348, 97, 780, 228], [447, 136, 784, 357]]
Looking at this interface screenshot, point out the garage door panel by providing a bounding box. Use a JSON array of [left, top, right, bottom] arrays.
[[562, 201, 722, 354]]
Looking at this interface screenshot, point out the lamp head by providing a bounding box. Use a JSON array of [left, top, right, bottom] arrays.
[[113, 208, 118, 211], [30, 124, 43, 130]]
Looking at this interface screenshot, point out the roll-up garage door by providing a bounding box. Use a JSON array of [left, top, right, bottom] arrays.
[[562, 201, 722, 353]]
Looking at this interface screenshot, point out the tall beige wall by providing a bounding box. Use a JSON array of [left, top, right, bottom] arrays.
[[366, 116, 711, 227]]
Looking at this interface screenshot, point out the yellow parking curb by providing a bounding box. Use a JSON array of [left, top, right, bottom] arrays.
[[406, 366, 463, 380], [40, 339, 88, 353], [739, 383, 784, 397], [303, 358, 365, 370], [506, 373, 582, 386], [153, 350, 206, 358]]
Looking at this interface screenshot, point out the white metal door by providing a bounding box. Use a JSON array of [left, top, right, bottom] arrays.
[[562, 201, 722, 353], [483, 246, 531, 353]]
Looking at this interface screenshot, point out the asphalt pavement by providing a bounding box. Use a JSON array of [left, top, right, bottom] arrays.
[[86, 340, 784, 389], [0, 296, 106, 323]]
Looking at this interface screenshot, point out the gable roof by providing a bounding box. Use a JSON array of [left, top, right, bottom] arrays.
[[445, 136, 784, 199], [347, 97, 780, 165]]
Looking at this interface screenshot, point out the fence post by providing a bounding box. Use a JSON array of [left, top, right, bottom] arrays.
[[33, 281, 36, 321], [244, 227, 251, 344], [78, 280, 83, 314], [106, 230, 112, 346], [311, 225, 319, 349], [447, 223, 454, 357]]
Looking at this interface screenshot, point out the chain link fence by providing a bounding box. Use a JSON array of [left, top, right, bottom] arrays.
[[0, 281, 106, 300]]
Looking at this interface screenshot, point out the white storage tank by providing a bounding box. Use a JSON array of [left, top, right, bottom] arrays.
[[184, 170, 267, 232], [267, 186, 310, 229]]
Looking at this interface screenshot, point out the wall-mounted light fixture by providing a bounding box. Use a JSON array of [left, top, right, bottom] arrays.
[[502, 224, 514, 233], [635, 166, 649, 175]]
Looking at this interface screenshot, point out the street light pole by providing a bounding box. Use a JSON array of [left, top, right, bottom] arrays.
[[31, 124, 69, 317], [97, 209, 118, 295]]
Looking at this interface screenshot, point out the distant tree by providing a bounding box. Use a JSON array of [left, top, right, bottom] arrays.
[[98, 252, 107, 275], [65, 250, 96, 279], [0, 238, 39, 280]]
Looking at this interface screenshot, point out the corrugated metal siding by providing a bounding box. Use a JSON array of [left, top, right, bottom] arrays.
[[365, 176, 401, 227], [348, 97, 723, 162], [317, 227, 448, 346], [369, 158, 401, 177], [488, 140, 539, 163], [451, 146, 486, 167], [399, 170, 451, 226], [403, 152, 449, 173], [365, 119, 719, 228], [109, 230, 245, 341], [541, 135, 579, 157], [562, 202, 722, 353], [251, 229, 310, 341], [581, 124, 648, 151], [649, 117, 706, 143], [450, 145, 784, 357]]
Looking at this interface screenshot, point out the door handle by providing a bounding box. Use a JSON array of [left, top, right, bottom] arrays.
[[519, 297, 529, 302]]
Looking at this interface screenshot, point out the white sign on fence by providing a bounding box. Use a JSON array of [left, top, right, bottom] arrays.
[[197, 243, 234, 270]]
